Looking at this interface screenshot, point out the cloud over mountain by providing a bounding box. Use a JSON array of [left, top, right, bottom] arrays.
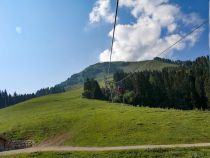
[[89, 0, 204, 62]]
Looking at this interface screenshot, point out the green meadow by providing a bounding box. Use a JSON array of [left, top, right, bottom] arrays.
[[0, 87, 210, 147]]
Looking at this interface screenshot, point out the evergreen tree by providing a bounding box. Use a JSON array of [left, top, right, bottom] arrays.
[[82, 79, 104, 100], [101, 56, 210, 110]]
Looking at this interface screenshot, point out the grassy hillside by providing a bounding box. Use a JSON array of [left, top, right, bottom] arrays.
[[58, 60, 178, 89], [2, 148, 210, 158], [0, 88, 210, 147]]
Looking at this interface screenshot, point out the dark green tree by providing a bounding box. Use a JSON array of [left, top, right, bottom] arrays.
[[83, 79, 104, 100]]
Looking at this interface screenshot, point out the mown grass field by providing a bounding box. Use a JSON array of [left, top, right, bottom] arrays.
[[1, 148, 210, 158], [0, 88, 210, 147]]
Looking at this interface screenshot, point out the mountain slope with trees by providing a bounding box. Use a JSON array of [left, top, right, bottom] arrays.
[[1, 88, 210, 147], [0, 86, 65, 109], [83, 56, 210, 110], [57, 59, 178, 89], [0, 59, 177, 109]]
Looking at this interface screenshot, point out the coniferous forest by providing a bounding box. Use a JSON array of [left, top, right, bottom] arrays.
[[1, 56, 209, 110], [0, 86, 65, 109], [83, 56, 210, 110]]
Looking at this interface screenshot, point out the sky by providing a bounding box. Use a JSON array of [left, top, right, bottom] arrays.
[[0, 0, 209, 94]]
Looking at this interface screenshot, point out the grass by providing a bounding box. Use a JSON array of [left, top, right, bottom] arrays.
[[59, 60, 178, 88], [2, 148, 210, 158], [101, 60, 178, 78], [119, 60, 178, 73], [0, 88, 210, 147]]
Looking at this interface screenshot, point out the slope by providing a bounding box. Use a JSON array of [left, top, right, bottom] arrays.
[[0, 88, 210, 147], [57, 59, 178, 89]]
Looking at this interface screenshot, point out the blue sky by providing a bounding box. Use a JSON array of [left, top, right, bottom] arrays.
[[0, 0, 209, 94]]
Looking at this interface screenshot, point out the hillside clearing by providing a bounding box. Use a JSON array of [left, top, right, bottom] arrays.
[[0, 88, 210, 147]]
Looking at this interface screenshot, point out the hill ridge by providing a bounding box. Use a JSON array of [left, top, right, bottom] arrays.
[[57, 59, 178, 89]]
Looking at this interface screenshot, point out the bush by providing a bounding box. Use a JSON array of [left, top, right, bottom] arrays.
[[124, 91, 136, 105]]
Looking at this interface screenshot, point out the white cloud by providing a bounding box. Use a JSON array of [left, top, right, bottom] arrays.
[[89, 0, 115, 24], [167, 23, 177, 33], [179, 12, 203, 26], [15, 26, 22, 34], [89, 0, 204, 62]]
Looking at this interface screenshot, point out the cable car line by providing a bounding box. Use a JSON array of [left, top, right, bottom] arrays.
[[108, 19, 208, 85], [104, 0, 119, 102], [103, 0, 207, 102], [107, 0, 119, 77]]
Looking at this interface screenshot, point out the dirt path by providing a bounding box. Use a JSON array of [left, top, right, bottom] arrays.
[[1, 143, 210, 156], [38, 133, 70, 147]]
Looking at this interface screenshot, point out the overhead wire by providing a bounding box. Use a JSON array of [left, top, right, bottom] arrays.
[[107, 0, 119, 77], [105, 0, 119, 102], [108, 19, 208, 85]]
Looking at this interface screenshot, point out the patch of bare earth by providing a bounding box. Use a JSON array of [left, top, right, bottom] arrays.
[[38, 133, 70, 147]]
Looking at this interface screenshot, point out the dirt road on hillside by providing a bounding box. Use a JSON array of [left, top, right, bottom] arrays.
[[1, 143, 210, 156]]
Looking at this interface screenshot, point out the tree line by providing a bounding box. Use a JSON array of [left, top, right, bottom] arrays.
[[83, 56, 210, 110], [0, 86, 65, 109]]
